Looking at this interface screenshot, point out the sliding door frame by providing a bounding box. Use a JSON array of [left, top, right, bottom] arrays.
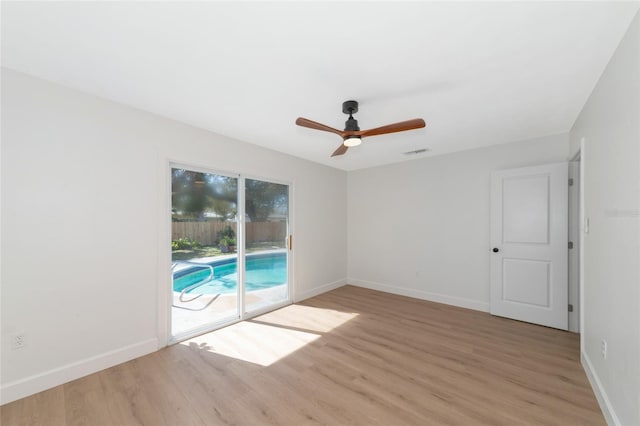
[[167, 162, 242, 344], [160, 162, 294, 346], [241, 173, 294, 318]]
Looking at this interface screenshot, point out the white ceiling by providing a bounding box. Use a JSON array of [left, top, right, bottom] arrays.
[[2, 2, 638, 171]]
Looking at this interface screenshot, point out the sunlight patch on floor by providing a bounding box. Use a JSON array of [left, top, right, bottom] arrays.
[[179, 305, 359, 366], [182, 322, 319, 366], [252, 304, 360, 333]]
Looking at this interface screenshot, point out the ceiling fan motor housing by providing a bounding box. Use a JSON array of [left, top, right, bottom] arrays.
[[342, 100, 360, 131], [345, 118, 360, 131]]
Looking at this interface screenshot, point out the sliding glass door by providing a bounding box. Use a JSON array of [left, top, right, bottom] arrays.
[[171, 168, 240, 339], [244, 178, 290, 314], [170, 167, 291, 341]]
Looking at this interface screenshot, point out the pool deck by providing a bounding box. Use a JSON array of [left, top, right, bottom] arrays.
[[171, 282, 288, 337], [180, 248, 286, 265]]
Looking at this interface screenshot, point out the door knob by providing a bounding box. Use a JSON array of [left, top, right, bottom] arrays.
[[492, 248, 499, 253]]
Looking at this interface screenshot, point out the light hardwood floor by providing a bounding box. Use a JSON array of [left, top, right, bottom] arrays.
[[1, 285, 604, 425]]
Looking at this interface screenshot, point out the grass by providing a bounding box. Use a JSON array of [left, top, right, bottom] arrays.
[[172, 242, 285, 261]]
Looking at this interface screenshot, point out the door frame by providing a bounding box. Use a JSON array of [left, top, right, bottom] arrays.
[[158, 162, 294, 346], [568, 152, 582, 333], [576, 139, 586, 350]]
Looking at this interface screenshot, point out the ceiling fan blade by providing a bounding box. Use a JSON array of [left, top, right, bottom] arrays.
[[359, 119, 426, 138], [296, 117, 345, 137], [331, 143, 348, 157]]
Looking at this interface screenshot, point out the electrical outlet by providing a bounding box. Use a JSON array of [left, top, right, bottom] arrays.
[[601, 339, 607, 360], [11, 333, 26, 349]]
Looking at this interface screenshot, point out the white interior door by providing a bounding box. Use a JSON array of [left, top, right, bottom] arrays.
[[490, 162, 568, 330]]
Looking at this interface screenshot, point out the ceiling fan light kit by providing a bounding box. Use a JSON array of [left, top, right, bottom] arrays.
[[343, 136, 362, 147], [295, 100, 426, 157]]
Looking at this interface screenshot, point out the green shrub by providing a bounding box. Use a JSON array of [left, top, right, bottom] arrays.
[[171, 237, 201, 251], [219, 235, 236, 246], [216, 226, 236, 244]]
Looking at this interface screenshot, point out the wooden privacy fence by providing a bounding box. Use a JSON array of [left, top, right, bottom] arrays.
[[172, 221, 286, 245]]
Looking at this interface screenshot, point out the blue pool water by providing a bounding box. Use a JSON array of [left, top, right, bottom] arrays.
[[173, 252, 287, 295]]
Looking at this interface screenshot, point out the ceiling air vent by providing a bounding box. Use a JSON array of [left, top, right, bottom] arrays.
[[403, 148, 430, 155]]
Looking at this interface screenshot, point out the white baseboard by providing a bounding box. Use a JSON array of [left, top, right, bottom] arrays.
[[581, 350, 620, 425], [294, 278, 347, 303], [1, 338, 158, 405], [348, 278, 490, 312]]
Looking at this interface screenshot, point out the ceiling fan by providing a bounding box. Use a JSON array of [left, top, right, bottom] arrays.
[[296, 100, 426, 157]]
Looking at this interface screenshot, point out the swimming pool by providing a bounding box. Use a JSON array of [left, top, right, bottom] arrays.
[[173, 251, 287, 295]]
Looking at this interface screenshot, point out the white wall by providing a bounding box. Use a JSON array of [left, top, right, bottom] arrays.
[[0, 69, 347, 403], [569, 11, 639, 426], [347, 134, 568, 311]]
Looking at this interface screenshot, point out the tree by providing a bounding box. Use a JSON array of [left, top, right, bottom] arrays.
[[171, 169, 287, 222], [171, 169, 237, 221], [245, 179, 288, 222]]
